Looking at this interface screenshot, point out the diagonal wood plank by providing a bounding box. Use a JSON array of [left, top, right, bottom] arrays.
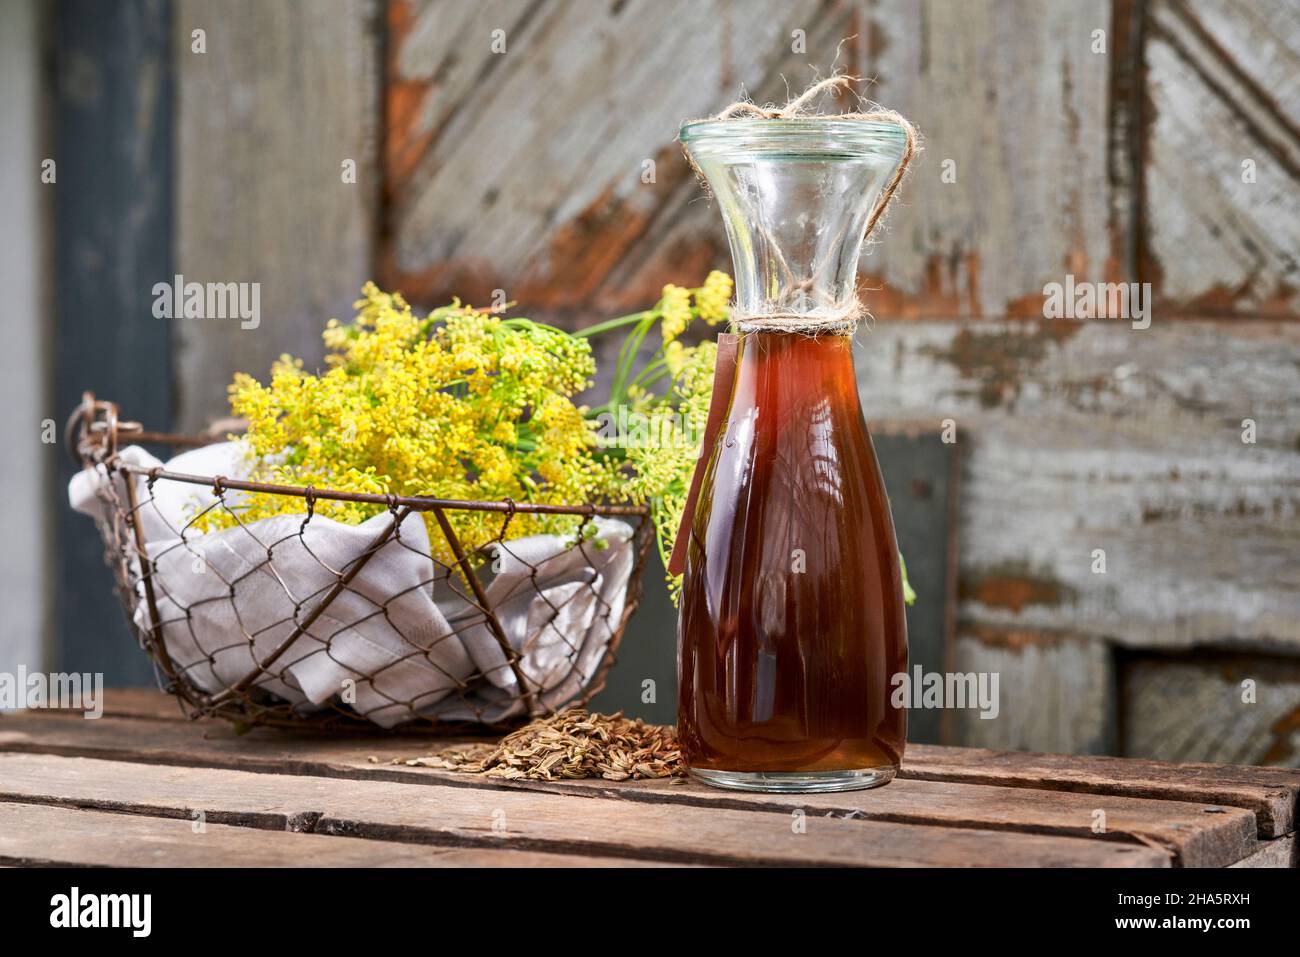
[[1121, 653, 1300, 767], [0, 753, 1168, 868], [1144, 0, 1300, 318], [0, 710, 1258, 867], [382, 0, 1128, 323], [0, 803, 653, 868]]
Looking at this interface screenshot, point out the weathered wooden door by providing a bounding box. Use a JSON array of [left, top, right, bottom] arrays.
[[51, 0, 1300, 762]]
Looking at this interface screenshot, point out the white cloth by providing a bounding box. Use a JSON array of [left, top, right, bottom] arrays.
[[69, 443, 634, 727], [436, 519, 634, 723]]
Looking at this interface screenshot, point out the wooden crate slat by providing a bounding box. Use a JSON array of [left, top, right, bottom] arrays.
[[1229, 834, 1297, 869], [14, 694, 1297, 841], [172, 0, 382, 432], [603, 777, 1255, 869], [858, 320, 1300, 656], [94, 687, 195, 720], [0, 711, 1259, 867], [854, 318, 1300, 755], [905, 744, 1300, 838], [0, 753, 1169, 868], [0, 802, 647, 868]]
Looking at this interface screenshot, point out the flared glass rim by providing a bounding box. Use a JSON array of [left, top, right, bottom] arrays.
[[679, 117, 908, 160]]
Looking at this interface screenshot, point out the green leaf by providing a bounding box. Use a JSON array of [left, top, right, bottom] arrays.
[[900, 552, 917, 606]]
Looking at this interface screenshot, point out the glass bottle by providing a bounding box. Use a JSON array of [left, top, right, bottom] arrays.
[[678, 117, 910, 792]]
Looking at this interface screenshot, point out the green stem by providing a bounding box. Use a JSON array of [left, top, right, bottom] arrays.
[[633, 369, 671, 393], [629, 355, 670, 389], [650, 496, 674, 573], [502, 317, 568, 335], [573, 310, 653, 339], [610, 313, 656, 408]]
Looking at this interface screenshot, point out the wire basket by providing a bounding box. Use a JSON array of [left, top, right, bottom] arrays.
[[67, 393, 654, 733]]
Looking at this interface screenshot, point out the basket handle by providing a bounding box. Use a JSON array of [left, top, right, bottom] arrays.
[[66, 391, 147, 467], [65, 391, 101, 465]]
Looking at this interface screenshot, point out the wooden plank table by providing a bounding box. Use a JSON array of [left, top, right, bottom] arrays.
[[0, 691, 1295, 868]]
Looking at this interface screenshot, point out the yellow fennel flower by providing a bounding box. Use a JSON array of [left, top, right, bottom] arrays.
[[659, 284, 692, 344], [694, 270, 733, 324], [203, 284, 611, 562]]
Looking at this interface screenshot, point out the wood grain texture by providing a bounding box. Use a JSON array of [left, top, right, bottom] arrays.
[[0, 701, 1276, 866], [855, 315, 1300, 754], [609, 775, 1254, 867], [1230, 833, 1295, 868], [1121, 653, 1300, 768], [0, 752, 1171, 867], [79, 0, 1300, 771], [904, 742, 1300, 838], [173, 0, 382, 431], [1144, 0, 1300, 317], [382, 0, 1130, 322], [382, 0, 1300, 321], [0, 714, 1248, 863], [383, 0, 813, 316], [849, 0, 1123, 319], [78, 685, 197, 719], [950, 629, 1116, 755], [373, 0, 1300, 759], [0, 802, 647, 867]]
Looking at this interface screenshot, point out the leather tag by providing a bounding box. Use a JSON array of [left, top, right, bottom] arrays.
[[667, 332, 738, 577]]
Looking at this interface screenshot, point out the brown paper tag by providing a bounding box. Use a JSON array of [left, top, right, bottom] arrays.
[[667, 332, 738, 577]]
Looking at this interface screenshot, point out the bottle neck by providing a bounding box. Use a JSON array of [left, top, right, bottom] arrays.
[[684, 125, 906, 323]]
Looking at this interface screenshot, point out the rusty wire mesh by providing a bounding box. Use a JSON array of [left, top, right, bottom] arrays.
[[68, 394, 654, 733]]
